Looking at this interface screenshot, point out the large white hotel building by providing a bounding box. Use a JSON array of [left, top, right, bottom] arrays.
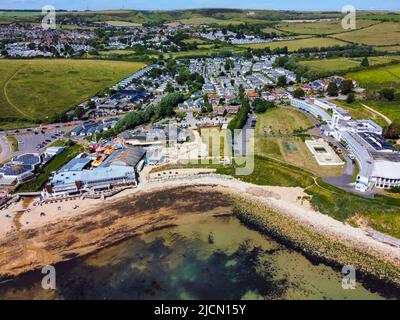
[[291, 98, 400, 192]]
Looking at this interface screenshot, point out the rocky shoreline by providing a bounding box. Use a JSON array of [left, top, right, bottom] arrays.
[[230, 193, 400, 293]]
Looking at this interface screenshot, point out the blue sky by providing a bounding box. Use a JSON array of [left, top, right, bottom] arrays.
[[0, 0, 399, 11]]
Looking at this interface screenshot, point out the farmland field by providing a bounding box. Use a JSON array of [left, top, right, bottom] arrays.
[[0, 59, 145, 121], [104, 20, 142, 27], [346, 64, 400, 90], [176, 17, 245, 25], [332, 22, 400, 46], [299, 56, 400, 74], [255, 107, 313, 135], [275, 19, 378, 35], [237, 37, 347, 51]]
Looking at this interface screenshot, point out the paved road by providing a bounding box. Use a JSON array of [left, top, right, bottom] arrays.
[[322, 137, 374, 198], [234, 113, 255, 156], [0, 135, 12, 163]]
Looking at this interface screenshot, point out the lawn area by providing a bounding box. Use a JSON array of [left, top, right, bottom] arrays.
[[255, 137, 344, 177], [346, 63, 400, 90], [332, 22, 400, 46], [275, 19, 378, 35], [299, 56, 400, 74], [331, 100, 388, 127], [253, 107, 343, 176], [15, 143, 83, 193], [237, 37, 347, 52], [255, 107, 313, 135], [6, 134, 18, 152], [0, 59, 146, 121]]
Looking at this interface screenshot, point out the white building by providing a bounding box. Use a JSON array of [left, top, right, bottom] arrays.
[[291, 98, 400, 192]]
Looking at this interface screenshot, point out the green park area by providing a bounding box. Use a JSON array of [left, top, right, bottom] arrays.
[[0, 59, 145, 127]]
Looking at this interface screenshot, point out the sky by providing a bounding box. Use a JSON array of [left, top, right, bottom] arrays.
[[0, 0, 399, 11]]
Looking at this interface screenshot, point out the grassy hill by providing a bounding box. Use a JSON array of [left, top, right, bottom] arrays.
[[0, 59, 145, 124]]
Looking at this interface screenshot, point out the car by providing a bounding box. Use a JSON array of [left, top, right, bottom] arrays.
[[34, 131, 39, 135], [26, 129, 32, 132], [51, 135, 56, 139], [41, 130, 45, 134], [46, 139, 51, 143], [14, 130, 20, 134]]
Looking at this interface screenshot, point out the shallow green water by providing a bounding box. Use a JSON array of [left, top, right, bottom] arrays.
[[0, 216, 393, 300]]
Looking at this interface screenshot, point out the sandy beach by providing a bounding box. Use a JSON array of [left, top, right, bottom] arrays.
[[0, 174, 399, 279]]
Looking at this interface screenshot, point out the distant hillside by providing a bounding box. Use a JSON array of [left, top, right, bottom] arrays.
[[0, 8, 349, 25]]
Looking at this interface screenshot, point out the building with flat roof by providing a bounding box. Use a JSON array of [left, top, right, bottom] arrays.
[[291, 98, 332, 123], [47, 148, 146, 195], [0, 153, 41, 186]]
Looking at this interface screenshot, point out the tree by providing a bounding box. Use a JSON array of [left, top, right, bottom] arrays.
[[346, 92, 356, 104], [340, 79, 354, 95], [361, 57, 369, 67], [73, 106, 86, 119], [327, 81, 339, 97], [379, 88, 395, 101], [253, 99, 275, 114], [166, 82, 174, 93], [204, 94, 213, 113], [277, 75, 287, 88], [383, 119, 400, 139], [293, 88, 305, 99]]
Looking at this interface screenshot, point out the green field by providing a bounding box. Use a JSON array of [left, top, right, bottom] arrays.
[[104, 20, 142, 27], [0, 59, 145, 121], [255, 107, 313, 134], [299, 56, 400, 74], [332, 22, 400, 46], [255, 137, 344, 177], [346, 63, 400, 90], [237, 37, 347, 52], [275, 19, 378, 35], [374, 45, 400, 53], [331, 100, 389, 126], [254, 108, 343, 177], [360, 100, 400, 123]]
